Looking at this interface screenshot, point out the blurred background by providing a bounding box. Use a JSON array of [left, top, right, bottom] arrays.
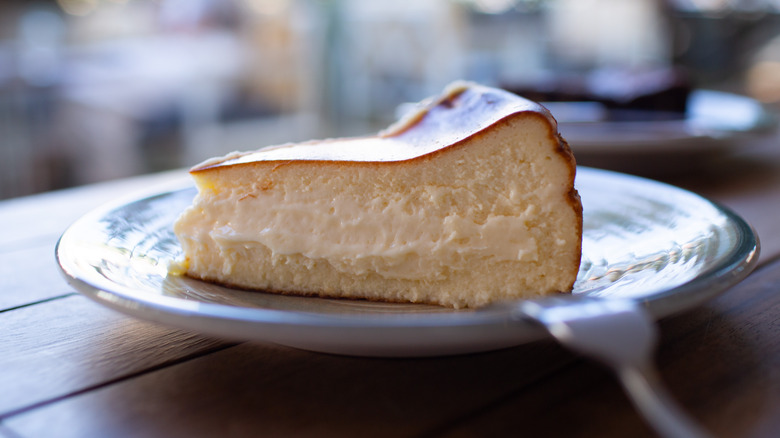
[[1, 0, 779, 199]]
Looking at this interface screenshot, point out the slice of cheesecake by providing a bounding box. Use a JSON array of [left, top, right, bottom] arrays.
[[173, 81, 582, 309]]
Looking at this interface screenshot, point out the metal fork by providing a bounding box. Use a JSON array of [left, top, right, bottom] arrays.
[[511, 296, 712, 438]]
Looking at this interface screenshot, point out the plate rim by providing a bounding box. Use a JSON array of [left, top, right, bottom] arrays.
[[55, 167, 761, 352]]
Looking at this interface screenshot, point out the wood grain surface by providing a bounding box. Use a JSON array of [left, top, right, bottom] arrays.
[[1, 136, 779, 437]]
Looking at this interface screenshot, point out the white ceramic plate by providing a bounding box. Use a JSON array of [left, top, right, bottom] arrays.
[[56, 167, 759, 357]]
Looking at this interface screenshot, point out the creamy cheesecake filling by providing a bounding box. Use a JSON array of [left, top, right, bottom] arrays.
[[177, 186, 540, 281]]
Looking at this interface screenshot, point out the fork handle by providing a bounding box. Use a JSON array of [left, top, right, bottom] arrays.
[[618, 365, 713, 438]]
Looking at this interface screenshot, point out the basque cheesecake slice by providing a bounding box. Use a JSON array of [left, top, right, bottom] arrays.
[[173, 81, 582, 308]]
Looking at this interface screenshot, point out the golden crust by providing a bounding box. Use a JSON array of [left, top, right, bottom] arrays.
[[191, 83, 559, 171]]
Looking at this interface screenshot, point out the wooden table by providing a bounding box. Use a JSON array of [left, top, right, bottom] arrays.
[[2, 135, 780, 438]]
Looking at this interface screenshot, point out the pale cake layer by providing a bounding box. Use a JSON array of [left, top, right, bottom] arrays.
[[174, 83, 582, 308]]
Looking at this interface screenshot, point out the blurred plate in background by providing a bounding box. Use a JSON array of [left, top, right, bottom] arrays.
[[546, 90, 776, 175]]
